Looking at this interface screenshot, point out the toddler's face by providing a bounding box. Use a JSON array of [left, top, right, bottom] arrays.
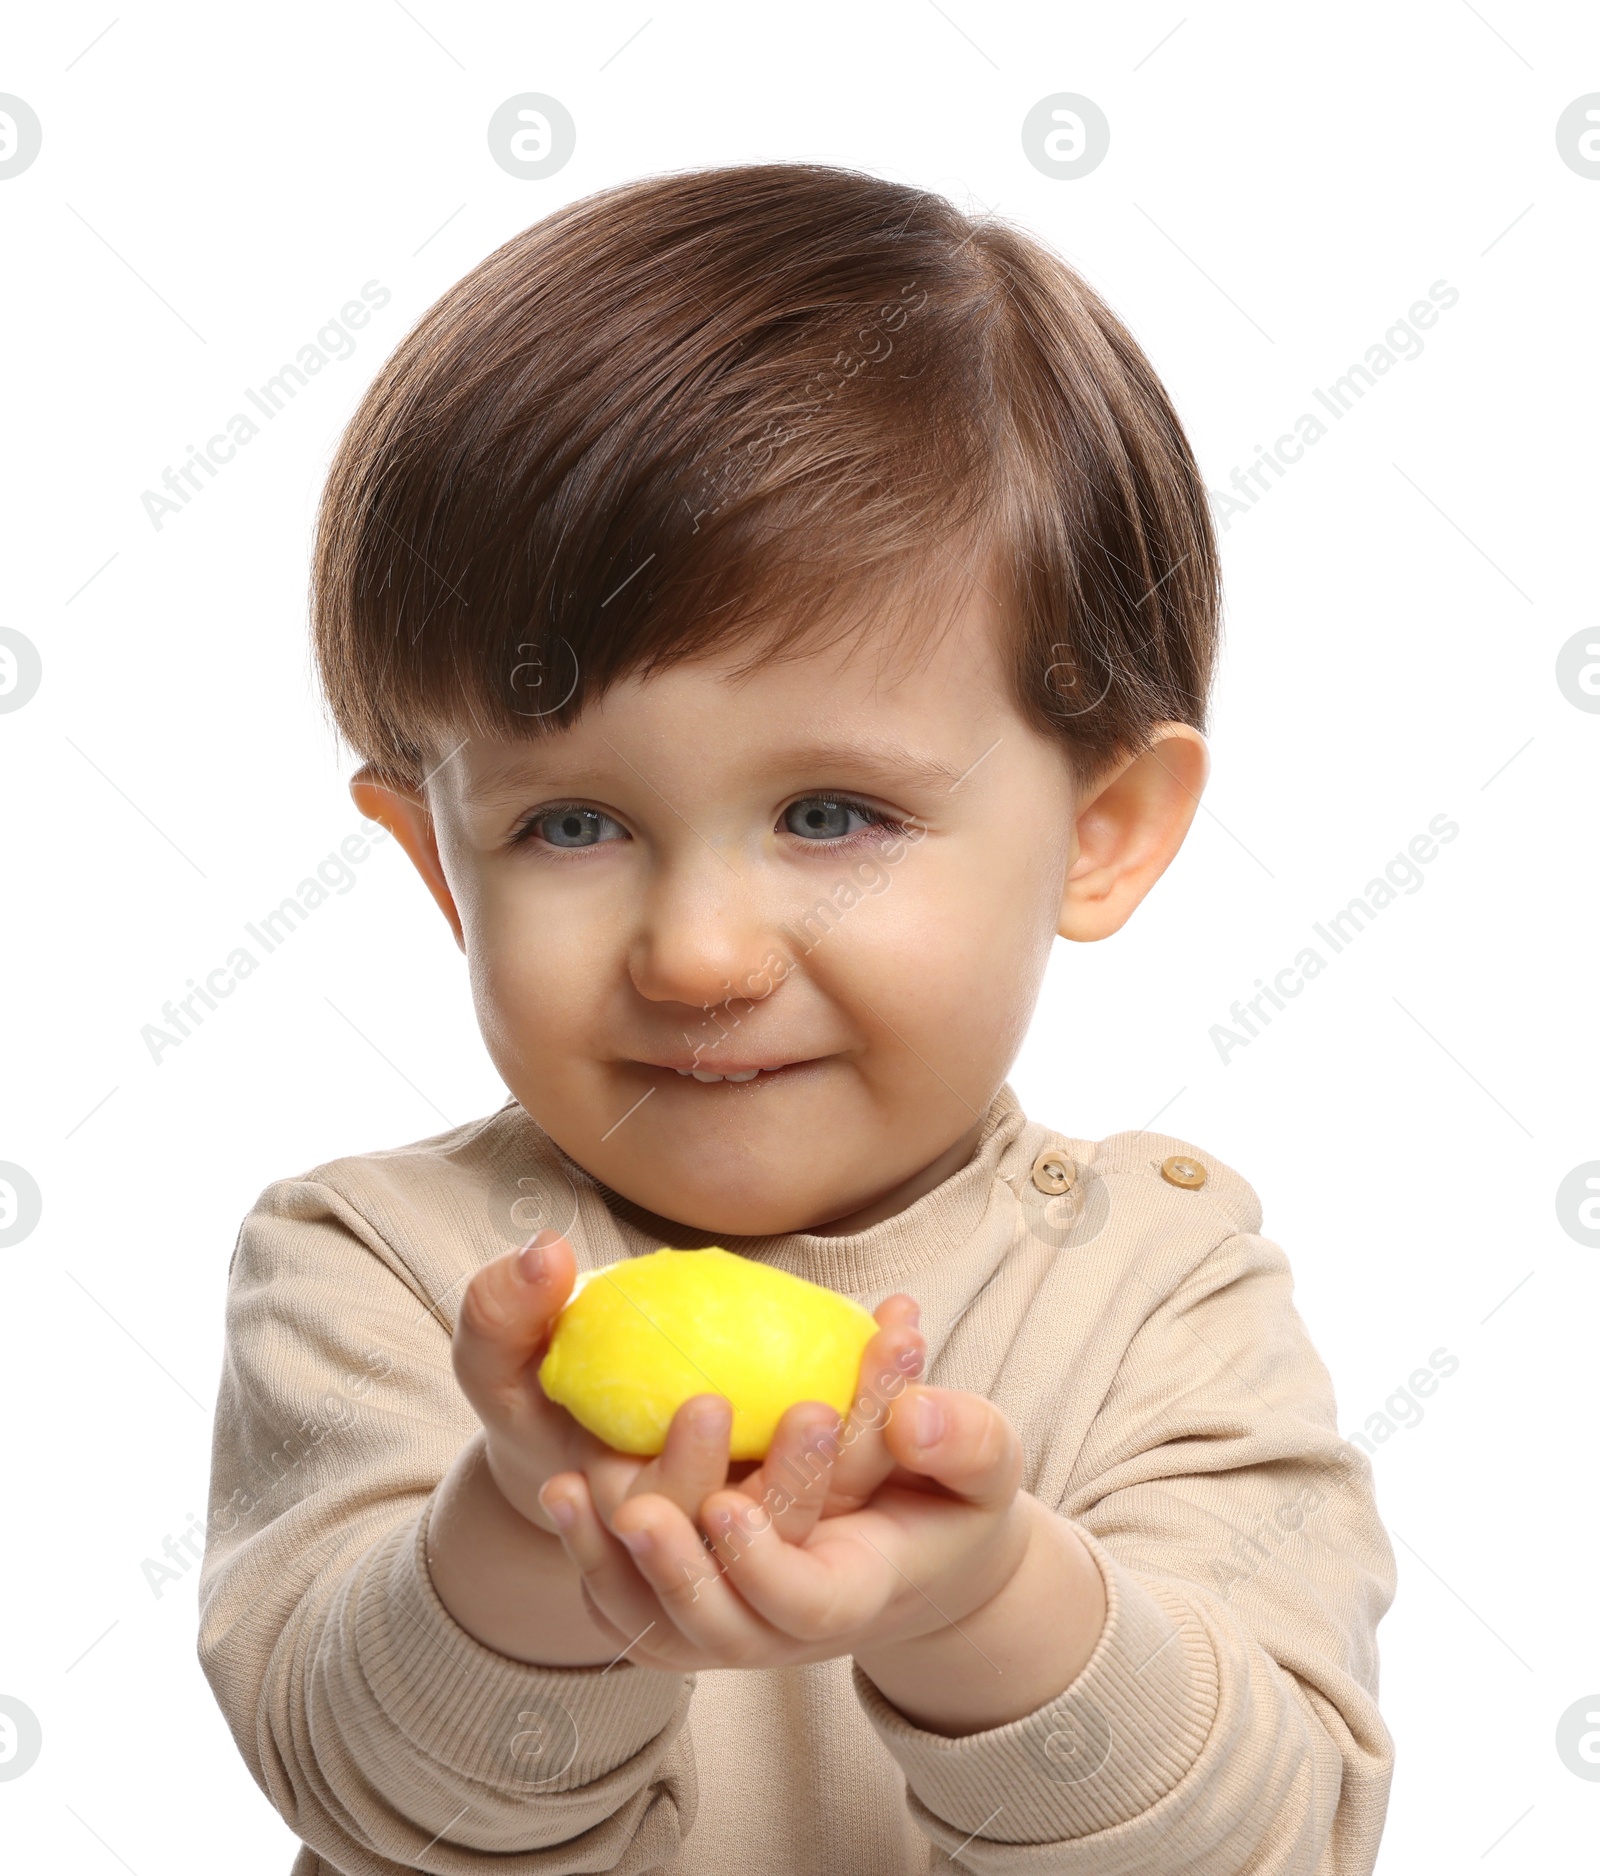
[[365, 579, 1201, 1236]]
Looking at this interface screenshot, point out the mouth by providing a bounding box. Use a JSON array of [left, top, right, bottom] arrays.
[[638, 1056, 823, 1086]]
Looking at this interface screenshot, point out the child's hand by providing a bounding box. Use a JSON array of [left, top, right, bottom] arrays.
[[453, 1228, 923, 1544], [538, 1377, 1094, 1721]]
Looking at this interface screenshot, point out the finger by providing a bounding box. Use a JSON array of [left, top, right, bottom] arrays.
[[698, 1489, 885, 1642], [825, 1321, 925, 1512], [735, 1401, 841, 1544], [452, 1230, 576, 1425], [873, 1292, 921, 1333], [610, 1493, 786, 1661], [587, 1394, 732, 1530], [539, 1472, 668, 1655], [882, 1386, 1023, 1511], [655, 1395, 733, 1514], [582, 1443, 652, 1531]]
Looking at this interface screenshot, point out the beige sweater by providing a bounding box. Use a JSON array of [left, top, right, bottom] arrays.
[[198, 1086, 1394, 1875]]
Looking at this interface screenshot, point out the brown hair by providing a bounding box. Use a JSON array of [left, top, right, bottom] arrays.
[[311, 162, 1219, 789]]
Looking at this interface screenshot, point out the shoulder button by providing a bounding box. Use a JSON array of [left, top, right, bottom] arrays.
[[1159, 1153, 1207, 1191], [1030, 1147, 1077, 1196]]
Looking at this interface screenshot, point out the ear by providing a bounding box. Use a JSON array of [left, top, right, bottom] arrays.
[[349, 764, 465, 951], [1058, 724, 1208, 942]]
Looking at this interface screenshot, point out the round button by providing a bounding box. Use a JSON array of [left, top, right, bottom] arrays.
[[1031, 1148, 1077, 1196], [1159, 1154, 1206, 1190]]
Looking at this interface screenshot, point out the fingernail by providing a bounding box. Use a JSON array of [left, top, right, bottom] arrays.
[[540, 1489, 575, 1531], [902, 1300, 921, 1328], [807, 1412, 842, 1453], [689, 1397, 731, 1437], [516, 1236, 552, 1282], [617, 1527, 654, 1560], [913, 1392, 945, 1448]]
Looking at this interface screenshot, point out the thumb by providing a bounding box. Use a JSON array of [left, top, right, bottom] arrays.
[[453, 1229, 576, 1421], [882, 1386, 1022, 1513]]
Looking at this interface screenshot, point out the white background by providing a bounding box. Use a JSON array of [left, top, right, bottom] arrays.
[[2, 3, 1596, 1870]]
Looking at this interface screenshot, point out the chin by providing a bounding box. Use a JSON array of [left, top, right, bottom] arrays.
[[610, 1154, 879, 1240], [532, 1086, 891, 1238]]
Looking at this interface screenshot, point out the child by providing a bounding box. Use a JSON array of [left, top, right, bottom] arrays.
[[199, 163, 1394, 1875]]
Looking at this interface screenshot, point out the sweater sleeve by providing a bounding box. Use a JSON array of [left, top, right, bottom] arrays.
[[855, 1226, 1396, 1874], [196, 1177, 697, 1874]]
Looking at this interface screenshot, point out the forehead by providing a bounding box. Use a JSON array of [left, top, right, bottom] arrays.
[[444, 569, 1025, 800]]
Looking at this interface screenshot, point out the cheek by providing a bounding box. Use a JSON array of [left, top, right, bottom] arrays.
[[941, 884, 1058, 1046], [460, 871, 605, 1064], [825, 841, 1061, 1059]]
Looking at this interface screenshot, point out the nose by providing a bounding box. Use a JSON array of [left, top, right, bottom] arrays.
[[626, 846, 780, 1014]]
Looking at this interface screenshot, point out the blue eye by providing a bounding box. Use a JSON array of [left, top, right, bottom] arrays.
[[782, 797, 878, 841], [528, 807, 625, 849]]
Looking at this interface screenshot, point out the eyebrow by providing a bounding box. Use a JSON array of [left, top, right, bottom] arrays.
[[454, 736, 965, 806], [757, 739, 964, 791], [456, 751, 569, 807]]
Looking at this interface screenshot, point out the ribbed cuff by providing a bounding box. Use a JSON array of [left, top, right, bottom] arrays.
[[855, 1528, 1217, 1844], [349, 1506, 689, 1794]]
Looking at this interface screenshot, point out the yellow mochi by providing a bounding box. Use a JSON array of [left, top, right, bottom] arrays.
[[538, 1246, 878, 1458]]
